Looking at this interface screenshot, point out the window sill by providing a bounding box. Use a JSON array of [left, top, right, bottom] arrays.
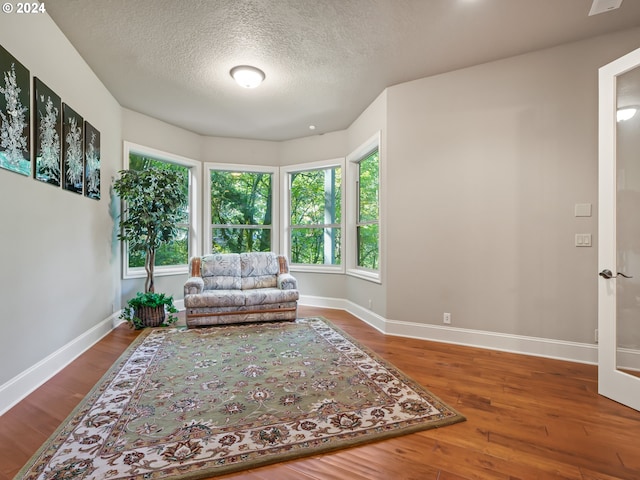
[[290, 264, 345, 275], [123, 265, 188, 280], [346, 268, 381, 284]]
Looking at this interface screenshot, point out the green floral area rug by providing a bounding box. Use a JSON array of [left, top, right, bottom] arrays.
[[16, 317, 465, 479]]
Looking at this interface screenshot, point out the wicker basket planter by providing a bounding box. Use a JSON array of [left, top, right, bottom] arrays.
[[119, 292, 178, 329], [135, 305, 166, 328]]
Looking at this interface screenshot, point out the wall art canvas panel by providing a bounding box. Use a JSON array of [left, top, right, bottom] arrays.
[[62, 103, 84, 194], [0, 44, 30, 176], [84, 121, 100, 199], [34, 77, 61, 186]]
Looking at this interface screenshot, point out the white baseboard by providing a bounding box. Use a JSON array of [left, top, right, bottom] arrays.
[[618, 347, 640, 372], [300, 295, 598, 365], [2, 296, 627, 417], [0, 301, 189, 414], [0, 311, 121, 416]]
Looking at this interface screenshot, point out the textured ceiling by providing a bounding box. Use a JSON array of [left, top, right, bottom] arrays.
[[46, 0, 640, 141]]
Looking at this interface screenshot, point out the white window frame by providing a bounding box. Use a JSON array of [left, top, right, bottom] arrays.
[[121, 142, 201, 280], [281, 158, 345, 274], [346, 132, 381, 283], [204, 163, 279, 255]]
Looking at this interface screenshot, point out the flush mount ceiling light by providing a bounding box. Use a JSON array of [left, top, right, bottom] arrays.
[[230, 65, 265, 88]]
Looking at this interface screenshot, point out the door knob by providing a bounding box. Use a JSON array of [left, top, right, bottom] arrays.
[[599, 269, 633, 279], [599, 269, 613, 279]]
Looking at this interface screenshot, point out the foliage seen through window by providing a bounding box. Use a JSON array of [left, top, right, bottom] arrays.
[[210, 170, 272, 253], [290, 166, 341, 265], [357, 149, 379, 270], [128, 154, 189, 268]]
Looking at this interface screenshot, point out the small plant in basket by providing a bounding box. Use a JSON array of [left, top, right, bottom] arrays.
[[120, 292, 178, 330]]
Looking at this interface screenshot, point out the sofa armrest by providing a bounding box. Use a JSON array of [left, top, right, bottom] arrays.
[[277, 272, 297, 290], [184, 276, 204, 295]]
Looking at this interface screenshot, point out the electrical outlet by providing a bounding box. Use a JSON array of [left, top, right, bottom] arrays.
[[443, 312, 451, 324], [368, 299, 372, 309], [595, 328, 599, 343]]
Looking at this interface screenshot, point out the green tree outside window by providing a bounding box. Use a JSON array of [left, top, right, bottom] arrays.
[[290, 166, 341, 265], [128, 154, 189, 268], [357, 149, 379, 270], [210, 170, 272, 253]]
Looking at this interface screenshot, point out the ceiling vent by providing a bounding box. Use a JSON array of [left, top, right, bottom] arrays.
[[589, 0, 623, 16]]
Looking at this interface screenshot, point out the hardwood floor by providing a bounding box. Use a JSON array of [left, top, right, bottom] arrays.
[[2, 306, 640, 479]]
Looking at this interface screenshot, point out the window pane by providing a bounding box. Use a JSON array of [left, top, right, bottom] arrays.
[[212, 228, 271, 253], [156, 227, 189, 265], [128, 227, 189, 268], [210, 170, 272, 226], [357, 223, 378, 270], [359, 150, 379, 223], [291, 227, 341, 265], [127, 153, 189, 267], [289, 165, 341, 266], [291, 167, 341, 225], [128, 245, 145, 268]]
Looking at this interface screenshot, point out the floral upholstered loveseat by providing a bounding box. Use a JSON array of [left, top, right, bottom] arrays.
[[184, 252, 299, 327]]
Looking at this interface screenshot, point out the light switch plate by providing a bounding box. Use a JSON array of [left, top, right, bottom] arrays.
[[575, 203, 592, 217], [575, 234, 592, 247]]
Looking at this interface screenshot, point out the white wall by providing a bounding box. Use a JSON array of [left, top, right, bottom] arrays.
[[278, 130, 347, 166], [345, 91, 388, 316], [0, 14, 122, 386], [385, 28, 640, 344], [122, 108, 201, 160], [200, 135, 279, 166]]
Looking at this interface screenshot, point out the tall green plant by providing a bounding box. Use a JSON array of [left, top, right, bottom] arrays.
[[113, 167, 187, 293]]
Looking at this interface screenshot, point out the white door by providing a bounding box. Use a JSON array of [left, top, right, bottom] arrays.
[[598, 47, 640, 411]]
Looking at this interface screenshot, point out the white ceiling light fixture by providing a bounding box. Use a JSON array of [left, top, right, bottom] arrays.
[[230, 65, 265, 88]]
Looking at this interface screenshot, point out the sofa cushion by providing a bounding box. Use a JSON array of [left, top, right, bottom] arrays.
[[240, 252, 279, 290], [201, 253, 241, 290], [244, 288, 299, 306], [204, 276, 242, 290], [242, 275, 277, 290], [241, 252, 279, 276], [184, 289, 246, 308]]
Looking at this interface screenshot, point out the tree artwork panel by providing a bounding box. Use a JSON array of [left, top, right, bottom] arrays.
[[84, 121, 100, 199], [62, 103, 83, 194], [0, 44, 30, 176], [34, 78, 61, 186]]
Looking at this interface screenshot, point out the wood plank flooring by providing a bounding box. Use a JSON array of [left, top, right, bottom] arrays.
[[2, 306, 640, 479]]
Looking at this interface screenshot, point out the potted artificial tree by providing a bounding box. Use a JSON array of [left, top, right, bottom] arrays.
[[113, 166, 185, 329]]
